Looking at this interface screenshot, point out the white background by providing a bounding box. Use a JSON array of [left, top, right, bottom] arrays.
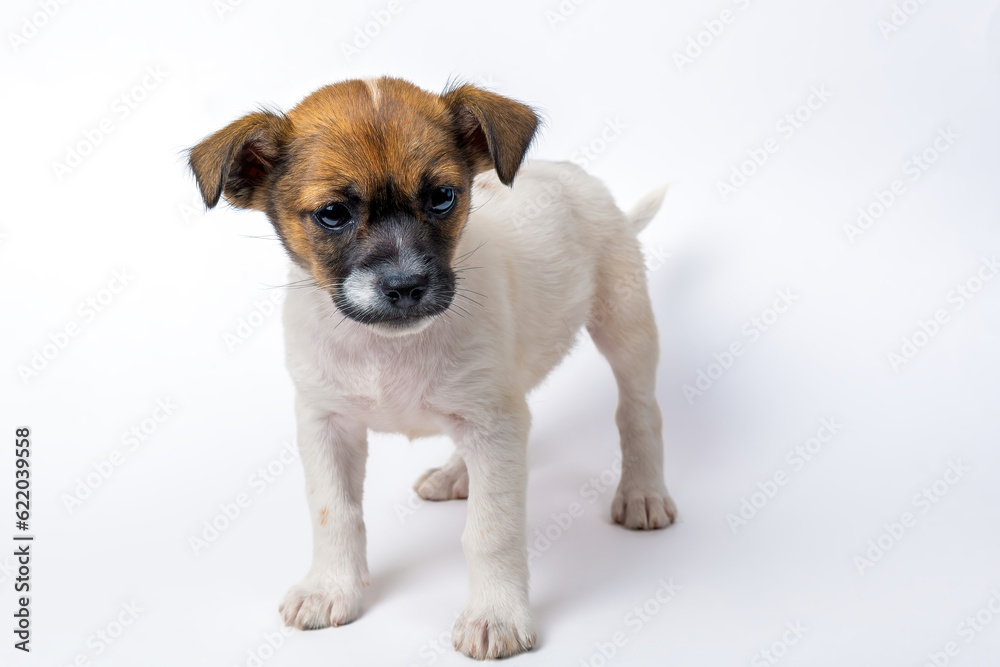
[[3, 0, 1000, 665]]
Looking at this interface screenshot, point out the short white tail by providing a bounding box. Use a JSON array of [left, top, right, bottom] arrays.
[[626, 184, 669, 233]]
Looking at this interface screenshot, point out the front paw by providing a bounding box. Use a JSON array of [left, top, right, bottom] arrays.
[[452, 605, 536, 659], [279, 577, 363, 630], [612, 485, 678, 530]]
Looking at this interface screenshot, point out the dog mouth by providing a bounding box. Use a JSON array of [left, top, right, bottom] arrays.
[[330, 267, 455, 331]]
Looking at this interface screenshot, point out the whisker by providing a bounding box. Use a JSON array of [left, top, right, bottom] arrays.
[[469, 194, 496, 213], [453, 241, 487, 264], [457, 287, 488, 299], [332, 314, 351, 331], [260, 278, 318, 290], [454, 293, 484, 309]]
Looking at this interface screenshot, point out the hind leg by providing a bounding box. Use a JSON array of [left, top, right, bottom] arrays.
[[414, 449, 469, 501], [586, 254, 677, 530]]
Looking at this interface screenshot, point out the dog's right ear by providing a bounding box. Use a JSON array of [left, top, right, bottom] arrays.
[[188, 110, 290, 210]]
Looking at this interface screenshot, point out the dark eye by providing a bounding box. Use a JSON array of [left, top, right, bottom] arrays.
[[428, 187, 456, 215], [313, 202, 353, 231]]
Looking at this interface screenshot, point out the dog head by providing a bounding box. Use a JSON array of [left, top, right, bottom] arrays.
[[188, 77, 539, 334]]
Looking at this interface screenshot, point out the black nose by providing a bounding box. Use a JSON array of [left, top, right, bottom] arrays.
[[380, 273, 428, 309]]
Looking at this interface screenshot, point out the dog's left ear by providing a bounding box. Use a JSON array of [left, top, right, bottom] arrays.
[[442, 85, 540, 186]]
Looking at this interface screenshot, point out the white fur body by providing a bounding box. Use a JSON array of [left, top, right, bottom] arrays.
[[278, 160, 676, 657], [284, 162, 627, 422]]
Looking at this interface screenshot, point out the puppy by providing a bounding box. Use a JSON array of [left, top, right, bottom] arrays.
[[188, 77, 677, 659]]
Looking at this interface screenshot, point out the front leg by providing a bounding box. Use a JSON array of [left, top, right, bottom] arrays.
[[450, 397, 536, 659], [280, 398, 369, 629]]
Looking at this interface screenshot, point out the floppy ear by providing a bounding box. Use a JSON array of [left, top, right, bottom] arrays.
[[442, 85, 540, 186], [187, 110, 289, 210]]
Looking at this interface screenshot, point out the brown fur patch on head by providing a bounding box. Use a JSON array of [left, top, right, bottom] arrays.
[[267, 77, 473, 274], [189, 77, 540, 325]]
